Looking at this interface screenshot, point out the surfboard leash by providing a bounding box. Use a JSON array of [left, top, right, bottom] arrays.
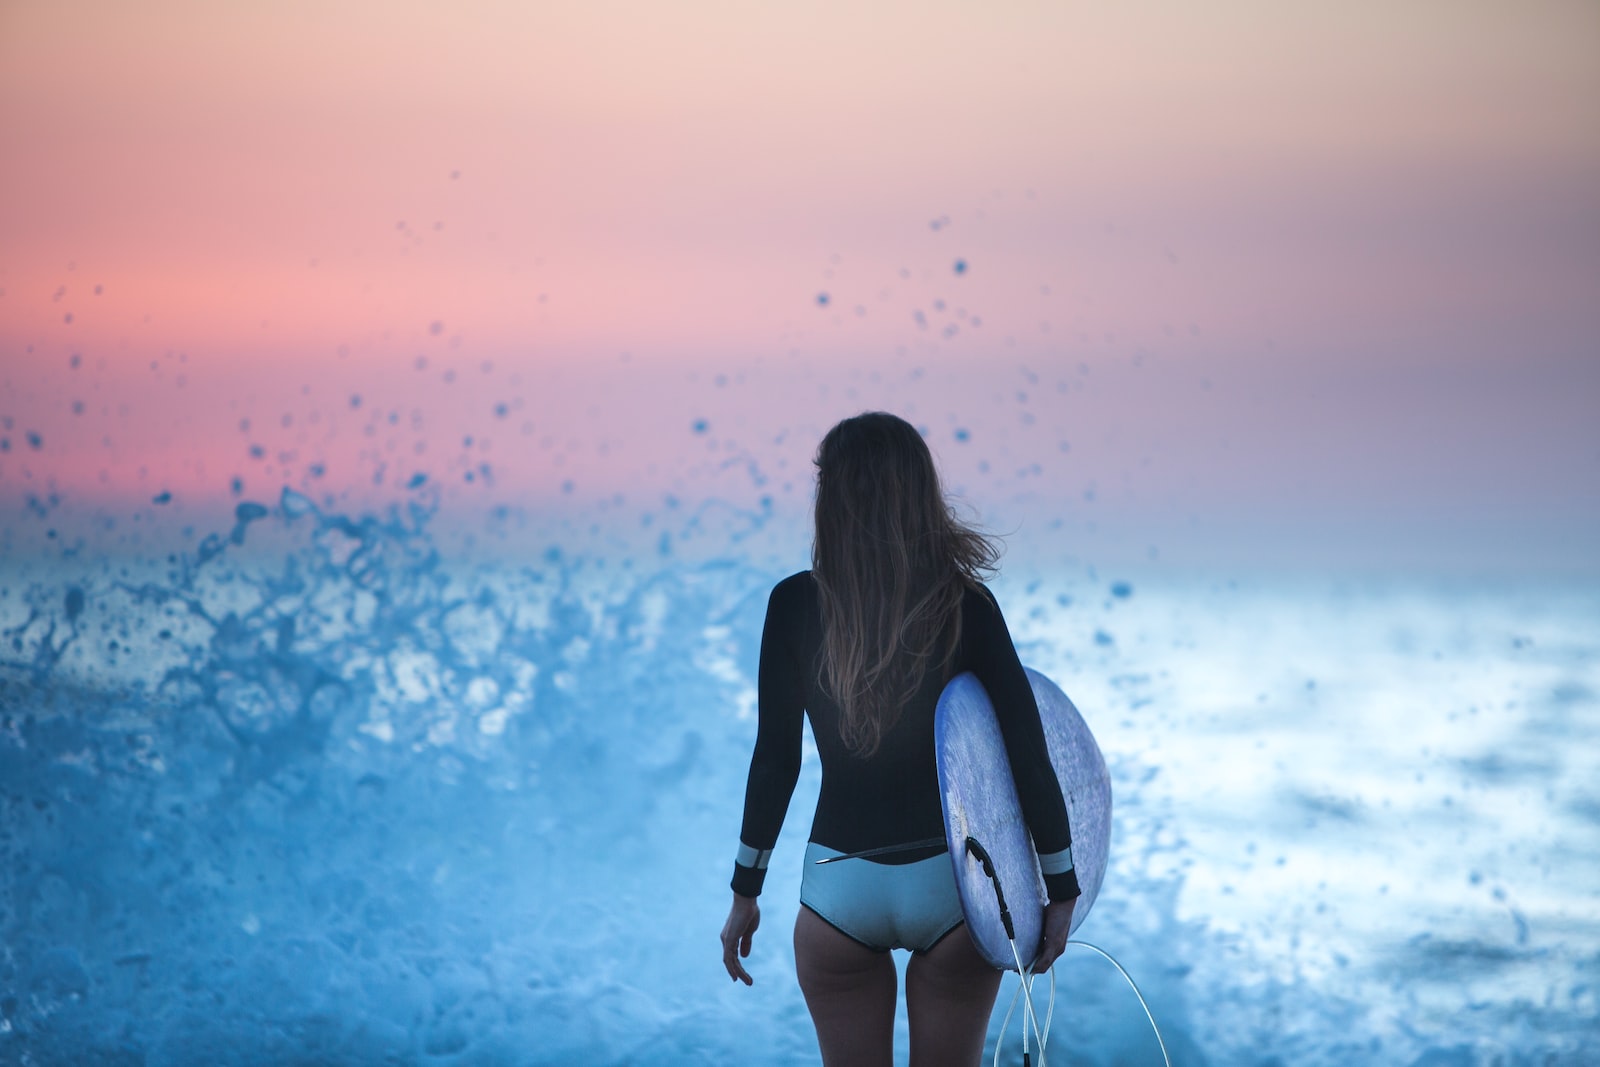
[[1061, 940, 1172, 1067], [966, 835, 1173, 1067], [966, 836, 1051, 1066], [993, 965, 1053, 1067]]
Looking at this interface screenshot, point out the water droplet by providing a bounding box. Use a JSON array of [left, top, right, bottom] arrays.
[[281, 488, 315, 516]]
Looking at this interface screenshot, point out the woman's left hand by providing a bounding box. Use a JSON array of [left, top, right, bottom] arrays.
[[1032, 897, 1075, 973], [721, 892, 761, 985]]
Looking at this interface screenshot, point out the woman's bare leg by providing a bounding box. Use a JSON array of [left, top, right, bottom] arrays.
[[793, 906, 898, 1067], [905, 924, 1003, 1067]]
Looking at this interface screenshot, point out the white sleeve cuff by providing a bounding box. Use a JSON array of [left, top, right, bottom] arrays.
[[1039, 845, 1074, 875], [735, 843, 773, 869]]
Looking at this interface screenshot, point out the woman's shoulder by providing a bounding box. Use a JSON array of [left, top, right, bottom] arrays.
[[769, 570, 817, 609], [961, 577, 1001, 610], [773, 569, 815, 593], [764, 572, 818, 638]]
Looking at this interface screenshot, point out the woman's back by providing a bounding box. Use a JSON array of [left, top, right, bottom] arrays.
[[747, 570, 1073, 872]]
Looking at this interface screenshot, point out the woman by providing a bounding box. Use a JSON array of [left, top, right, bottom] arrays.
[[719, 412, 1079, 1067]]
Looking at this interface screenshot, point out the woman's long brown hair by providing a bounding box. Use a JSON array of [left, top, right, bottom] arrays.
[[811, 412, 999, 757]]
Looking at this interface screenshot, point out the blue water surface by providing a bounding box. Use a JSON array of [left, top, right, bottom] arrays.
[[1, 491, 1595, 1065]]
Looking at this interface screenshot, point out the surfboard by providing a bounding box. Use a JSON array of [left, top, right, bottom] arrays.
[[934, 668, 1112, 971]]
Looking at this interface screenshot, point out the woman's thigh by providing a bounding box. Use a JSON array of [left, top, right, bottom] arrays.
[[793, 906, 898, 1067], [904, 924, 1003, 1067]]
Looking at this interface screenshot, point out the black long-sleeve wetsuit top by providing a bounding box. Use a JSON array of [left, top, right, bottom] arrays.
[[731, 571, 1081, 902]]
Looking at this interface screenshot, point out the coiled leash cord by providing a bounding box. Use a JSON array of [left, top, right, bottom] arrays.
[[966, 836, 1173, 1067]]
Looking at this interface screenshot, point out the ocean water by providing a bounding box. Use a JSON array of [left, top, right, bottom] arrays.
[[1, 491, 1595, 1066]]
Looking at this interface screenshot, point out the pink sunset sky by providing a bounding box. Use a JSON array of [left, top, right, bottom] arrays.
[[1, 0, 1597, 572]]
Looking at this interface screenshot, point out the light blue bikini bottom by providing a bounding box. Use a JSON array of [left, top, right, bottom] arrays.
[[799, 841, 965, 954]]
